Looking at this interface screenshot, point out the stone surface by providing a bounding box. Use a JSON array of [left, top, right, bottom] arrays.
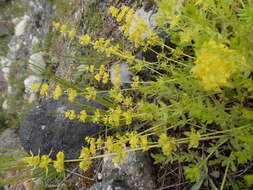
[[0, 0, 9, 3], [89, 180, 130, 190], [28, 52, 46, 74], [24, 75, 42, 94], [15, 15, 30, 36], [19, 96, 106, 159], [89, 150, 156, 190], [0, 22, 8, 37], [0, 128, 21, 153], [110, 62, 132, 88]]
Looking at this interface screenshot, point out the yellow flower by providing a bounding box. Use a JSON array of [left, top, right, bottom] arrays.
[[40, 83, 49, 96], [120, 8, 134, 36], [65, 110, 76, 120], [60, 24, 67, 33], [23, 154, 40, 167], [79, 158, 91, 172], [68, 29, 76, 40], [109, 6, 119, 17], [191, 40, 238, 91], [188, 131, 201, 148], [140, 135, 149, 151], [158, 133, 176, 156], [123, 109, 133, 125], [79, 147, 90, 159], [29, 83, 40, 92], [68, 89, 77, 102], [85, 137, 96, 155], [108, 107, 121, 127], [88, 65, 95, 73], [53, 152, 64, 173], [95, 73, 101, 81], [79, 147, 92, 172], [39, 155, 52, 175], [85, 87, 96, 100], [123, 97, 133, 108], [78, 110, 87, 122], [105, 136, 114, 153], [52, 21, 60, 30], [102, 72, 109, 84], [131, 76, 139, 88], [92, 109, 100, 123], [128, 132, 139, 149], [95, 137, 103, 149], [80, 35, 91, 45], [116, 6, 129, 22], [53, 85, 62, 100]]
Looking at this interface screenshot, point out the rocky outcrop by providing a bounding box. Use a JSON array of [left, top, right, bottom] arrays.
[[89, 150, 156, 190], [19, 96, 106, 159]]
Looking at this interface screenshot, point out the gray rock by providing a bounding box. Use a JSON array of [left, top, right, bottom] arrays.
[[0, 0, 9, 4], [89, 150, 156, 190], [0, 22, 8, 37], [28, 52, 46, 74], [89, 180, 130, 190], [14, 15, 30, 36], [19, 96, 106, 159], [0, 128, 21, 154]]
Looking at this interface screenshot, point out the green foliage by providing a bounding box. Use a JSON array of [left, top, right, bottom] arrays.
[[4, 0, 253, 189]]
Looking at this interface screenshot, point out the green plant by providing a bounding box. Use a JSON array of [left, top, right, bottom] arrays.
[[8, 0, 253, 189]]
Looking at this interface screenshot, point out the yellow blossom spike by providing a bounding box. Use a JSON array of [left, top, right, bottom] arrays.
[[92, 109, 100, 123], [85, 87, 96, 100], [68, 89, 77, 102], [131, 76, 139, 88], [60, 24, 67, 33], [109, 6, 119, 17], [105, 136, 114, 153], [128, 132, 139, 149], [53, 152, 64, 173], [96, 137, 103, 149], [158, 133, 176, 156], [88, 65, 95, 73], [23, 154, 40, 167], [102, 72, 109, 84], [79, 157, 91, 172], [52, 21, 60, 30], [29, 83, 40, 93], [80, 35, 91, 45], [65, 110, 76, 120], [79, 110, 87, 122], [68, 29, 77, 40], [123, 109, 133, 125], [40, 83, 49, 96], [53, 85, 62, 100], [39, 155, 52, 176], [140, 135, 149, 151], [95, 73, 101, 82]]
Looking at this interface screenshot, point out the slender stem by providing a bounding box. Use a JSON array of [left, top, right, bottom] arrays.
[[220, 154, 231, 190]]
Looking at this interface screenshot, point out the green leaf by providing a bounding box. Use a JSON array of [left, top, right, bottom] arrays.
[[244, 175, 253, 186]]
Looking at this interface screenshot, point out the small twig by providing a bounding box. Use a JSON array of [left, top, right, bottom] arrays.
[[64, 168, 95, 181], [232, 163, 253, 177]]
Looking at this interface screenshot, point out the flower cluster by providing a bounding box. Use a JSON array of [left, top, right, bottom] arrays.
[[65, 109, 88, 122], [109, 6, 160, 47], [29, 83, 49, 97], [94, 65, 109, 84], [191, 40, 239, 91], [23, 152, 65, 175], [158, 133, 177, 156]]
